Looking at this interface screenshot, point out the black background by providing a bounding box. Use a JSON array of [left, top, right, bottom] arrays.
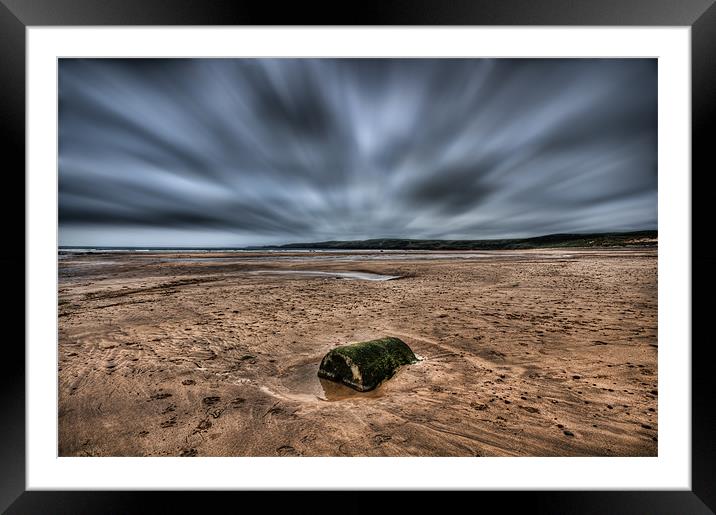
[[1, 1, 714, 513]]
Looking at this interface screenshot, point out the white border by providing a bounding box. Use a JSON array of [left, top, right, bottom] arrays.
[[27, 27, 690, 490]]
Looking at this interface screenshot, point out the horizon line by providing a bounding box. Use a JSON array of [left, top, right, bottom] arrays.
[[58, 229, 657, 249]]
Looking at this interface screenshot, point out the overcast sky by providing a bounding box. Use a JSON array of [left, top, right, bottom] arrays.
[[59, 58, 657, 247]]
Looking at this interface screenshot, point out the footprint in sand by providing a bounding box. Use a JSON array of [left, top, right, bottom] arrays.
[[208, 407, 224, 419], [179, 448, 198, 457], [202, 396, 220, 406], [373, 434, 392, 445], [160, 416, 177, 428], [197, 419, 212, 431], [276, 445, 301, 456]]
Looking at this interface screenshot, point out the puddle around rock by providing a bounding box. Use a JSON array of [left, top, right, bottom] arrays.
[[279, 361, 386, 402]]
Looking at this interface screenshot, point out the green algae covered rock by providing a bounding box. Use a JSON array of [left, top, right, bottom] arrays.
[[317, 337, 418, 392]]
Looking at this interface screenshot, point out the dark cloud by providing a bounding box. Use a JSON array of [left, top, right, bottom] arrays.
[[58, 58, 657, 247]]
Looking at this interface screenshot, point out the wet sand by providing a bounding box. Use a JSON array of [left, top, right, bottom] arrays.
[[58, 248, 657, 457]]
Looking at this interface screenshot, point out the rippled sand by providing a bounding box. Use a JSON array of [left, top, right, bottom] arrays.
[[58, 248, 657, 456]]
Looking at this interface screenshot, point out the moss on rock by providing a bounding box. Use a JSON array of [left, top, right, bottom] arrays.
[[317, 337, 418, 392]]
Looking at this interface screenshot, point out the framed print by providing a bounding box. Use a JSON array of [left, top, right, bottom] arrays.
[[4, 0, 715, 512]]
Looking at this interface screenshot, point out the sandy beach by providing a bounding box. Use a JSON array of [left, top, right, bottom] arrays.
[[58, 248, 657, 457]]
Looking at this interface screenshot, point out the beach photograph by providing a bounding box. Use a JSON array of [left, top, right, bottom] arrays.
[[58, 58, 657, 457]]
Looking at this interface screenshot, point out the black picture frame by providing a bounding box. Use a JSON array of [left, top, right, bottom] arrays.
[[3, 1, 714, 513]]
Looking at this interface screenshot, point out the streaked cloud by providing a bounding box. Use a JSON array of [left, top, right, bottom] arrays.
[[59, 58, 657, 247]]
